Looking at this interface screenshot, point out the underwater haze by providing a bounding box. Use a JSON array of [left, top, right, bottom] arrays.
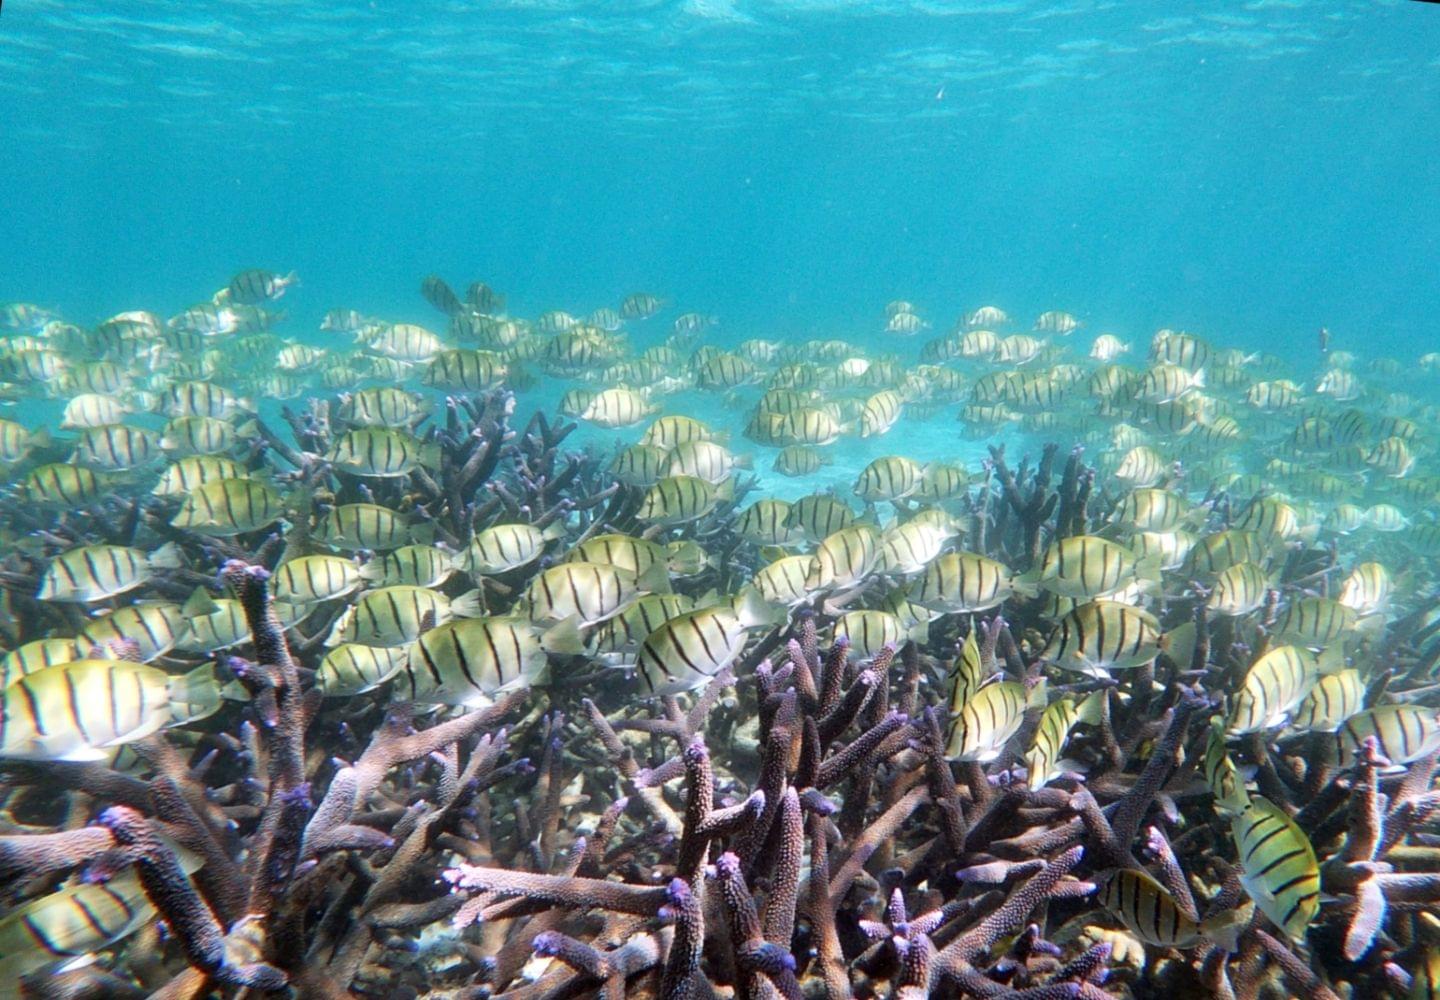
[[3, 0, 1440, 352], [8, 3, 1440, 1000]]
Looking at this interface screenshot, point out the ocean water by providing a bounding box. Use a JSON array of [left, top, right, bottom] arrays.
[[3, 0, 1439, 357], [6, 5, 1440, 995]]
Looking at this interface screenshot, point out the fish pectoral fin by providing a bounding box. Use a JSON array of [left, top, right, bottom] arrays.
[[52, 742, 113, 763]]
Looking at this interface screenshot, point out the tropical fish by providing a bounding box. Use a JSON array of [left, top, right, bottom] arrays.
[[1230, 794, 1320, 941], [402, 616, 586, 706], [0, 660, 219, 761], [1100, 868, 1243, 952], [1024, 690, 1103, 789]]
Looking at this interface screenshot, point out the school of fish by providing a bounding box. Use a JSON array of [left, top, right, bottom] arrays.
[[1, 275, 1439, 995]]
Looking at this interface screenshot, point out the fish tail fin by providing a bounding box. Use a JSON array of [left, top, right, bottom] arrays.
[[357, 557, 387, 583], [1077, 688, 1106, 726], [1315, 644, 1347, 675], [540, 616, 589, 657], [1161, 620, 1197, 668], [635, 561, 673, 596], [1135, 554, 1164, 585], [1201, 909, 1245, 954], [168, 663, 224, 725], [181, 585, 220, 618], [448, 589, 483, 619], [734, 584, 785, 629], [1012, 569, 1041, 599], [148, 541, 184, 570]]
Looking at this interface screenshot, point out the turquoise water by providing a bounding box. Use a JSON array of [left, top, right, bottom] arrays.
[[3, 0, 1438, 358]]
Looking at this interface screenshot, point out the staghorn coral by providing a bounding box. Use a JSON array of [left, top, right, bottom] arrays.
[[1, 417, 1438, 1000]]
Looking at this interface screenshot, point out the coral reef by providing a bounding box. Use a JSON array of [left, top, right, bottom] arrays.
[[1, 400, 1438, 1000]]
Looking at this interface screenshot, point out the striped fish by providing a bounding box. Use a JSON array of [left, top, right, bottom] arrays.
[[160, 415, 236, 455], [1230, 794, 1320, 941], [806, 524, 882, 591], [832, 609, 925, 660], [317, 644, 410, 697], [0, 660, 219, 761], [314, 503, 414, 551], [641, 415, 717, 449], [0, 418, 47, 463], [1207, 561, 1272, 616], [22, 464, 106, 506], [1100, 868, 1243, 952], [696, 353, 758, 390], [325, 428, 439, 478], [663, 540, 711, 577], [1289, 668, 1365, 734], [327, 586, 481, 647], [367, 323, 443, 362], [592, 594, 696, 662], [1112, 487, 1197, 532], [78, 602, 187, 662], [566, 533, 671, 582], [0, 639, 82, 688], [912, 551, 1036, 614], [854, 455, 923, 502], [176, 591, 299, 654], [945, 679, 1036, 762], [877, 519, 949, 575], [522, 562, 663, 628], [945, 628, 989, 711], [273, 554, 364, 605], [579, 387, 655, 428], [170, 478, 285, 536], [1028, 535, 1160, 600], [38, 543, 180, 603], [1226, 645, 1324, 736], [1040, 601, 1179, 675], [1025, 690, 1103, 789], [337, 386, 424, 427], [633, 591, 774, 696], [461, 522, 566, 575], [1113, 446, 1167, 488], [1274, 598, 1360, 646], [610, 443, 670, 487], [1183, 529, 1270, 579], [163, 380, 250, 419], [0, 872, 157, 982], [1367, 436, 1415, 478], [421, 274, 463, 316], [228, 267, 296, 303], [72, 423, 163, 471], [422, 349, 508, 389], [360, 544, 456, 588], [736, 499, 806, 546], [402, 616, 585, 707], [779, 407, 844, 446], [915, 462, 969, 501], [1204, 718, 1251, 815], [60, 393, 129, 430], [773, 445, 828, 477], [751, 555, 820, 608], [1234, 496, 1301, 541], [637, 475, 720, 526], [784, 494, 857, 542], [664, 440, 740, 485], [1338, 705, 1440, 768], [859, 389, 903, 437]]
